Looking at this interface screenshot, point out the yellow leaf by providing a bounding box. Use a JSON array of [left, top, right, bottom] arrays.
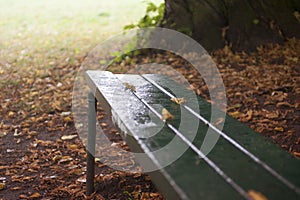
[[8, 111, 15, 118], [0, 182, 5, 190], [245, 110, 253, 121], [64, 116, 72, 122], [229, 111, 241, 117], [0, 132, 7, 138], [248, 190, 268, 200], [161, 108, 174, 121], [171, 97, 186, 105], [68, 144, 78, 149]]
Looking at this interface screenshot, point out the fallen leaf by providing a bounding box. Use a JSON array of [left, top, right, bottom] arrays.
[[292, 152, 300, 157], [265, 112, 278, 119], [19, 194, 28, 199], [248, 190, 268, 200], [161, 108, 174, 121], [100, 122, 107, 127], [11, 186, 22, 190], [13, 129, 23, 137], [229, 111, 241, 118], [58, 156, 73, 163], [64, 116, 72, 122], [0, 182, 5, 190], [7, 149, 15, 153], [61, 111, 71, 116], [52, 155, 62, 162], [68, 144, 78, 149], [61, 134, 77, 140], [8, 111, 15, 118], [29, 192, 41, 199], [150, 192, 162, 197], [0, 132, 7, 138], [276, 102, 293, 108], [124, 82, 136, 92], [245, 110, 253, 121], [171, 97, 186, 104], [68, 169, 83, 176], [274, 127, 284, 132], [27, 131, 38, 136], [76, 177, 86, 183]]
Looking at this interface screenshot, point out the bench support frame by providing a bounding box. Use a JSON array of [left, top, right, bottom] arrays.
[[86, 91, 96, 195]]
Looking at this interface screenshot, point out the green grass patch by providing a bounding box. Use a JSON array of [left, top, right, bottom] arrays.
[[0, 0, 162, 74]]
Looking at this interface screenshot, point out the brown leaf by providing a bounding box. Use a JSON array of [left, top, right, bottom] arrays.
[[229, 111, 241, 118], [68, 169, 83, 176], [171, 97, 186, 104], [19, 194, 28, 199], [58, 156, 73, 163], [274, 127, 284, 132], [292, 152, 300, 157], [68, 144, 78, 149], [29, 192, 41, 199], [124, 82, 136, 92], [248, 190, 268, 200], [276, 102, 293, 108], [161, 108, 174, 121]]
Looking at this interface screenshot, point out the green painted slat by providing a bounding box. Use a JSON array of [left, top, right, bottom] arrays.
[[115, 74, 245, 199], [143, 74, 300, 199]]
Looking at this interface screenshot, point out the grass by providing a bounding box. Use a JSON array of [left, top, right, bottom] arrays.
[[0, 0, 162, 73]]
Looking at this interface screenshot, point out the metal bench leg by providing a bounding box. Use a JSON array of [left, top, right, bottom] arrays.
[[86, 91, 97, 195]]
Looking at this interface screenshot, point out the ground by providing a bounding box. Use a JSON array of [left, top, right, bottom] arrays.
[[0, 0, 299, 199]]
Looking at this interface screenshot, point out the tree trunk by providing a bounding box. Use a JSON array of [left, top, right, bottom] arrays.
[[163, 0, 300, 51]]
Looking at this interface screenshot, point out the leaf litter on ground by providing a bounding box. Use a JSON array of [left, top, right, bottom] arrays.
[[0, 38, 299, 199]]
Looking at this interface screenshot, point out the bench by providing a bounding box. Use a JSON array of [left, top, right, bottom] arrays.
[[85, 70, 300, 200]]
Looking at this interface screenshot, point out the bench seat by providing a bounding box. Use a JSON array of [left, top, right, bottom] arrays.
[[85, 70, 300, 200]]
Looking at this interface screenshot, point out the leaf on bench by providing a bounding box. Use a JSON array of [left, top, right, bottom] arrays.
[[161, 108, 174, 121], [124, 82, 136, 92], [248, 190, 268, 200], [170, 97, 186, 105]]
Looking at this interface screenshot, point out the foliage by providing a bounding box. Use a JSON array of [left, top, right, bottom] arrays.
[[124, 1, 165, 30], [1, 0, 300, 199]]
